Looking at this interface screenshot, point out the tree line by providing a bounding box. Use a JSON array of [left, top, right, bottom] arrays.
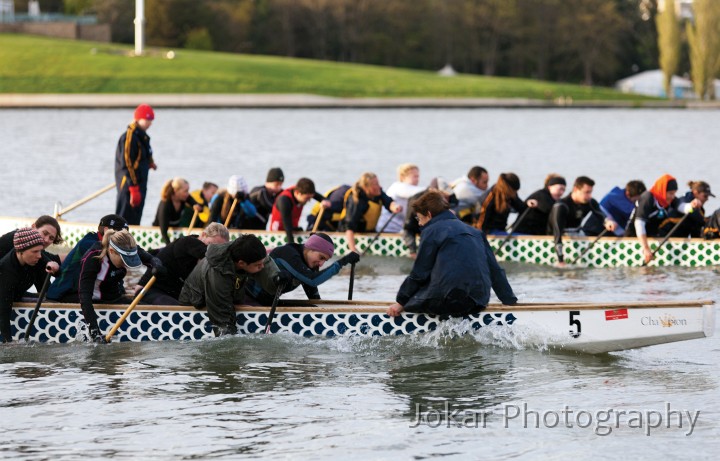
[[16, 0, 720, 95], [657, 0, 720, 99]]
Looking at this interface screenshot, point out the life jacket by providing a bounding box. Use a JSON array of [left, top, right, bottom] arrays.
[[310, 185, 350, 222], [341, 188, 382, 231], [270, 187, 303, 230], [190, 189, 211, 224], [704, 209, 720, 239]]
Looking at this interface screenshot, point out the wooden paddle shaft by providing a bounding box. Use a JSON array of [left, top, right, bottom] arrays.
[[105, 276, 156, 342], [312, 206, 326, 233], [187, 209, 199, 234], [224, 198, 239, 227], [55, 182, 115, 218]]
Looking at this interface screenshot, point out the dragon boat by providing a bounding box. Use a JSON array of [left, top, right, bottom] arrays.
[[2, 216, 720, 268], [7, 299, 714, 354]]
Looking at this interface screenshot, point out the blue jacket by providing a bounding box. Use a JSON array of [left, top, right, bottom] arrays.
[[600, 186, 634, 234], [47, 231, 99, 300], [396, 210, 517, 315]]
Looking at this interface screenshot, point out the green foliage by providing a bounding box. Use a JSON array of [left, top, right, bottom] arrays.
[[0, 33, 654, 100], [63, 0, 93, 15], [87, 0, 654, 86], [185, 28, 213, 51], [686, 0, 720, 99], [656, 2, 680, 98]]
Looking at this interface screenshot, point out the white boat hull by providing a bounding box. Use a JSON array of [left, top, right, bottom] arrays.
[[7, 299, 714, 354]]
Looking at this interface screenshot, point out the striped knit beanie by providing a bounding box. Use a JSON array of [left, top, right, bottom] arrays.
[[14, 227, 45, 252]]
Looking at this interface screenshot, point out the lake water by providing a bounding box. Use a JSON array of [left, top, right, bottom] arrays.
[[1, 108, 719, 459]]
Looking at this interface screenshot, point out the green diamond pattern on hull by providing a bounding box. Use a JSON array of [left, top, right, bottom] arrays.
[[2, 217, 718, 267]]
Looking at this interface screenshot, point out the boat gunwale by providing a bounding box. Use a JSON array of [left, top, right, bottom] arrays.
[[13, 299, 714, 314]]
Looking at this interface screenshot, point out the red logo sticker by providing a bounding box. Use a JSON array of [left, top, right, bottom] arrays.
[[605, 309, 629, 321]]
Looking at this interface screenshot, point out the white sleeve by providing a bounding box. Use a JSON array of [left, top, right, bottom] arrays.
[[634, 218, 647, 237]]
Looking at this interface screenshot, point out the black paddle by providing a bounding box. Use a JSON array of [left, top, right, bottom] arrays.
[[24, 270, 52, 342], [361, 213, 398, 257], [495, 207, 531, 254], [642, 212, 692, 266], [348, 262, 356, 300], [264, 282, 286, 334], [569, 228, 609, 265]]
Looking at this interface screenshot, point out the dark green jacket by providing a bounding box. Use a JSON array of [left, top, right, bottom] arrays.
[[179, 241, 279, 330]]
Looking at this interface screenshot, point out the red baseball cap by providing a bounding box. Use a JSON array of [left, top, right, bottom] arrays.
[[134, 104, 155, 121]]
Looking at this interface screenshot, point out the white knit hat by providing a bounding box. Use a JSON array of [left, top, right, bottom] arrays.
[[227, 175, 248, 196]]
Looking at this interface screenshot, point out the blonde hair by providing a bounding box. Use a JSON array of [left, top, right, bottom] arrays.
[[97, 229, 137, 261], [397, 163, 419, 181], [160, 177, 189, 201], [204, 222, 230, 241], [352, 172, 378, 203]]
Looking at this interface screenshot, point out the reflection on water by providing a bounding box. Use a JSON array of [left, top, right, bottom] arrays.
[[1, 308, 719, 459]]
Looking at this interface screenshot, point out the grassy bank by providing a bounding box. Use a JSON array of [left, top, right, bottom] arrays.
[[0, 34, 650, 101]]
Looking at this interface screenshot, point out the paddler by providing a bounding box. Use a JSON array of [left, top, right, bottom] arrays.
[[387, 191, 517, 317], [246, 232, 360, 303], [626, 174, 702, 264], [339, 172, 402, 253], [0, 228, 60, 343], [179, 234, 287, 336], [269, 177, 331, 243], [78, 229, 162, 343]]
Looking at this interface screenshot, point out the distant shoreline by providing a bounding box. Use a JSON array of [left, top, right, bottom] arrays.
[[2, 93, 718, 109]]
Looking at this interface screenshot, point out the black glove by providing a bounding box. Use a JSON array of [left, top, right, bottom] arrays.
[[338, 252, 360, 267], [273, 270, 293, 287]]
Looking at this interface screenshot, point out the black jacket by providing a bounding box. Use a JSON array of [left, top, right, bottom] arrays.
[[138, 235, 208, 300], [78, 242, 158, 332], [0, 251, 50, 342], [513, 188, 556, 235], [476, 186, 527, 233], [549, 195, 606, 263], [626, 190, 681, 238], [152, 195, 200, 244]]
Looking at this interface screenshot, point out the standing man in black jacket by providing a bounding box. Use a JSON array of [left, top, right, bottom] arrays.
[[115, 103, 157, 225]]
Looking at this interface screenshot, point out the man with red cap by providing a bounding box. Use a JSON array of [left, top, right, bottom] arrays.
[[115, 103, 157, 225], [0, 228, 60, 343]]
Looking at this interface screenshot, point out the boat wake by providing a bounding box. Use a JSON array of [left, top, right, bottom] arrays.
[[314, 318, 568, 354]]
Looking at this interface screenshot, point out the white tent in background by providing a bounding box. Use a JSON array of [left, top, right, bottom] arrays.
[[437, 64, 457, 77], [615, 69, 695, 99], [0, 0, 14, 21]]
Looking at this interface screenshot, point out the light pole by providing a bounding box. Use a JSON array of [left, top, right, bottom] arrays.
[[134, 0, 145, 56]]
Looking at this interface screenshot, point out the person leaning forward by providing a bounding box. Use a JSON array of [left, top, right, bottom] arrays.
[[548, 176, 617, 266], [179, 234, 281, 336], [387, 191, 517, 317], [0, 228, 60, 343]]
